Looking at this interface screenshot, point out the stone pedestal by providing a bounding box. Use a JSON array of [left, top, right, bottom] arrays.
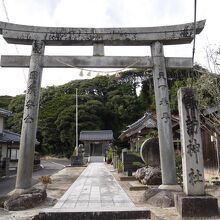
[[4, 188, 47, 211], [175, 192, 219, 218], [71, 156, 85, 166]]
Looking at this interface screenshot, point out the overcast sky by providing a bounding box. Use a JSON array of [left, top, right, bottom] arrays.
[[0, 0, 219, 96]]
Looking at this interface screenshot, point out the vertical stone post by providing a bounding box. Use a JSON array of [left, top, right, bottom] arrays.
[[93, 43, 104, 56], [215, 131, 220, 176], [178, 88, 204, 195], [175, 88, 218, 218], [151, 41, 177, 189], [15, 40, 45, 193]]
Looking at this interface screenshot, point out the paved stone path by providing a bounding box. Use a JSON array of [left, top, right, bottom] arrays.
[[53, 162, 136, 211]]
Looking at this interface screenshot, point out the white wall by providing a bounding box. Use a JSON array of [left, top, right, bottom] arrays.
[[1, 144, 7, 160], [0, 117, 3, 134]]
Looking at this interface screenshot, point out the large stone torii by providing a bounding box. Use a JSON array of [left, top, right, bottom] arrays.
[[0, 20, 205, 193]]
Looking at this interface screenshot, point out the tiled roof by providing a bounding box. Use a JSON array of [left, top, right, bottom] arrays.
[[79, 130, 113, 141], [119, 112, 157, 140], [127, 112, 156, 131], [0, 108, 12, 117], [0, 130, 40, 145], [0, 130, 20, 143], [119, 112, 179, 140]]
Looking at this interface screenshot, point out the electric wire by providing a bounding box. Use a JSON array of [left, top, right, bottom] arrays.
[[192, 0, 197, 64], [1, 0, 27, 83]]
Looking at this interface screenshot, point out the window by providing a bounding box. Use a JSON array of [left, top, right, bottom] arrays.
[[7, 148, 19, 160]]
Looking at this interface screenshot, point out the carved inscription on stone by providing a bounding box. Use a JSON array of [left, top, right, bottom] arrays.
[[157, 71, 167, 88], [161, 112, 170, 123], [24, 114, 34, 123], [183, 90, 198, 137], [187, 139, 200, 164], [32, 40, 44, 54], [45, 32, 138, 42], [23, 61, 40, 124], [159, 97, 168, 106], [26, 100, 35, 109], [188, 168, 203, 186], [178, 88, 205, 194], [29, 71, 38, 80], [183, 90, 200, 164], [180, 25, 193, 38], [186, 116, 198, 136], [27, 71, 38, 97], [157, 72, 166, 80], [157, 70, 170, 122]]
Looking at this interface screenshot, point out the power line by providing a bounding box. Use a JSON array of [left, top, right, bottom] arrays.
[[192, 0, 197, 64], [1, 0, 9, 22], [1, 0, 27, 83]]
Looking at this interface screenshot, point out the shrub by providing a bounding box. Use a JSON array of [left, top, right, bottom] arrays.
[[132, 161, 145, 169], [106, 147, 113, 163], [117, 159, 124, 173], [176, 151, 183, 186], [39, 175, 52, 189]]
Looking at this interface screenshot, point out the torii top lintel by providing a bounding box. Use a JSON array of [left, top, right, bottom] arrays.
[[0, 20, 205, 46]]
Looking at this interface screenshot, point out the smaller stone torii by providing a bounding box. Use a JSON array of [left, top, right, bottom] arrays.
[[0, 20, 205, 194]]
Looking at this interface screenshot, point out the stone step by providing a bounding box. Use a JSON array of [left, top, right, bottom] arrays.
[[119, 176, 136, 181], [38, 208, 151, 220], [89, 156, 105, 163], [128, 181, 148, 191]]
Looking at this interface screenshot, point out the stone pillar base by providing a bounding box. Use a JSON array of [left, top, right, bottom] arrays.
[[9, 187, 33, 196], [174, 192, 219, 218], [71, 156, 85, 166], [159, 184, 182, 191]]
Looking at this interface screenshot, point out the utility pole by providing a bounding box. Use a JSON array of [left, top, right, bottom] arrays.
[[76, 88, 78, 149]]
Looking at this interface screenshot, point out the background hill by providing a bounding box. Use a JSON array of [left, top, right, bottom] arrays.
[[1, 66, 217, 157]]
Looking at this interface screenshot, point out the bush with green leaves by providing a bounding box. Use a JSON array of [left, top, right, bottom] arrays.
[[176, 151, 183, 186], [106, 147, 113, 163], [132, 161, 145, 169], [117, 159, 124, 173]]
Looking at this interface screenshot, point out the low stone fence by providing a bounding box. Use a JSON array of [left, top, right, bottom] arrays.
[[0, 158, 10, 177], [33, 159, 41, 170], [122, 150, 143, 173]]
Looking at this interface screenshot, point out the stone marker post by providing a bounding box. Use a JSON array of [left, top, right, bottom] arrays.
[[175, 87, 218, 217], [178, 88, 204, 195], [151, 41, 178, 189], [15, 40, 45, 193]]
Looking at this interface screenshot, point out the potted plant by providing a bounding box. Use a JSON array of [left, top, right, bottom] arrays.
[[39, 175, 52, 190]]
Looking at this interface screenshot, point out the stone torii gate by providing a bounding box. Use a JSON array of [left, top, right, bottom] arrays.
[[0, 20, 205, 193]]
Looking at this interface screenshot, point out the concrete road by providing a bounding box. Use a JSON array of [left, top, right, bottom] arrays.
[[0, 158, 70, 196]]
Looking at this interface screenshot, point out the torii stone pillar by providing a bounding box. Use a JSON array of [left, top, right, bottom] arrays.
[[151, 41, 179, 190], [15, 40, 45, 193]]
